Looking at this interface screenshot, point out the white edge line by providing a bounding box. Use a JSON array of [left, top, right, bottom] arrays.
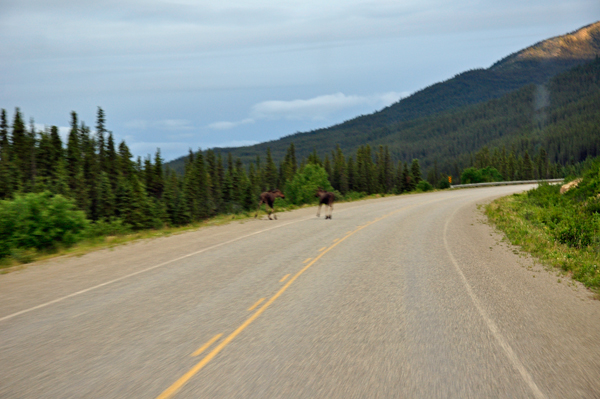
[[0, 217, 313, 323], [443, 207, 547, 399], [0, 198, 412, 323]]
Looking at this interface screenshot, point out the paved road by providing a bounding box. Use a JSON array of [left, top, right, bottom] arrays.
[[1, 186, 599, 398]]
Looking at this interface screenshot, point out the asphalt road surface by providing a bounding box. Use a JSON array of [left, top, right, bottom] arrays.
[[1, 186, 599, 398]]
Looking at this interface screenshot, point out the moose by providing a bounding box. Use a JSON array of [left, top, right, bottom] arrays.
[[255, 189, 285, 220], [316, 188, 335, 219]]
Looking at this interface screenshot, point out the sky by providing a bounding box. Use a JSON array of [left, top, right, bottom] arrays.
[[1, 1, 600, 162]]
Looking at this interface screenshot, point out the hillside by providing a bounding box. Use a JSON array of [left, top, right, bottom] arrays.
[[167, 21, 600, 174]]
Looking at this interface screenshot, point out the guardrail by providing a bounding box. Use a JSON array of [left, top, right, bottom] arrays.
[[450, 178, 564, 189]]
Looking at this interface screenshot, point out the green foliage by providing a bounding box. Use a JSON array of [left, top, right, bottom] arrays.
[[285, 163, 334, 205], [416, 180, 433, 192], [461, 166, 504, 183], [0, 192, 89, 258], [487, 158, 600, 290], [437, 176, 451, 189]]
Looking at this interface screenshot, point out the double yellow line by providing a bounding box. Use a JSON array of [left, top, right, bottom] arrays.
[[157, 209, 401, 399]]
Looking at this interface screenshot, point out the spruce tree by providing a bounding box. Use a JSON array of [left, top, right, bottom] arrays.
[[206, 149, 222, 212], [346, 156, 355, 192], [66, 111, 87, 208], [395, 161, 403, 193], [0, 109, 9, 160], [264, 148, 278, 190], [383, 146, 394, 193], [96, 107, 106, 173], [11, 108, 27, 188], [411, 159, 422, 185], [522, 151, 533, 180], [153, 149, 164, 200], [402, 161, 413, 192]]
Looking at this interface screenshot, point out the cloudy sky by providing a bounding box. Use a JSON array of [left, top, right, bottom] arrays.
[[2, 1, 599, 161]]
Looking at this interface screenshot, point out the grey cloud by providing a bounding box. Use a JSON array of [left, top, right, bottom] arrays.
[[250, 92, 406, 120]]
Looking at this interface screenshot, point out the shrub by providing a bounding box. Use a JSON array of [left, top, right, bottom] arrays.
[[461, 167, 482, 184], [0, 192, 89, 258], [285, 164, 334, 205], [416, 180, 433, 192], [554, 217, 596, 248], [461, 166, 503, 184], [437, 177, 451, 189]]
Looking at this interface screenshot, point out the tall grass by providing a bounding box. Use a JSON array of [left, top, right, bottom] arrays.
[[486, 158, 600, 292]]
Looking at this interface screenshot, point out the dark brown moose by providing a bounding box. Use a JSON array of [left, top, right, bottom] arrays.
[[316, 188, 335, 219], [255, 189, 285, 220]]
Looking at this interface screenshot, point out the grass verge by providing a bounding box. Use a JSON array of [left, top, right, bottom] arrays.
[[486, 193, 600, 295]]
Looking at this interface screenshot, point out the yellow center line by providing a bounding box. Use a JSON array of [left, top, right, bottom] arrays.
[[156, 207, 409, 399], [318, 247, 327, 252], [333, 238, 339, 242], [279, 274, 290, 283], [247, 298, 265, 311], [191, 334, 222, 357], [303, 258, 312, 264]]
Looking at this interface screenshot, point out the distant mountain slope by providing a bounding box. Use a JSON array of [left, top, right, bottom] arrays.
[[167, 21, 600, 173]]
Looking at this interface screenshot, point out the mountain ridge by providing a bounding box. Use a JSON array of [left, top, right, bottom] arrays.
[[167, 21, 600, 173]]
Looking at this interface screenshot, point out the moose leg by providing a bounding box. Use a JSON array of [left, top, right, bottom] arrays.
[[328, 203, 333, 219], [316, 204, 322, 217], [267, 206, 273, 220], [255, 200, 264, 218]]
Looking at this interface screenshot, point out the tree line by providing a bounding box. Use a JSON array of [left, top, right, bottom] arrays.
[[0, 107, 435, 231], [0, 104, 588, 235]]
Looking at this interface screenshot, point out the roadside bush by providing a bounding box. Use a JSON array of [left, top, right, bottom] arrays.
[[486, 156, 600, 291], [554, 217, 596, 248], [437, 177, 451, 189], [461, 166, 503, 184], [0, 192, 89, 258], [416, 180, 433, 192], [285, 164, 334, 205]]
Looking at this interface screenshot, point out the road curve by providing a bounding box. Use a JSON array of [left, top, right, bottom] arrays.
[[1, 186, 599, 398]]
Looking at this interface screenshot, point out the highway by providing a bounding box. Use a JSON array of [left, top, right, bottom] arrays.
[[1, 185, 599, 398]]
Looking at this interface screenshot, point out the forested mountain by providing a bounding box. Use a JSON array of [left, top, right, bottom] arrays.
[[167, 21, 600, 175]]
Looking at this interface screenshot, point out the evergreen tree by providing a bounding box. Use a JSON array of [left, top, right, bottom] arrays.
[[11, 108, 27, 188], [118, 141, 136, 180], [194, 151, 213, 218], [522, 151, 533, 180], [395, 161, 403, 193], [323, 155, 332, 183], [206, 149, 222, 212], [382, 146, 394, 193], [0, 109, 8, 158], [402, 161, 414, 192], [106, 132, 117, 185], [411, 159, 422, 185], [264, 148, 278, 190], [97, 171, 116, 220], [183, 150, 199, 219], [66, 111, 87, 208], [347, 156, 356, 192], [333, 145, 348, 194], [153, 149, 164, 200], [96, 107, 107, 173]]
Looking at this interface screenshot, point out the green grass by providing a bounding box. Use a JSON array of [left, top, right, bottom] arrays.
[[486, 180, 600, 294]]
